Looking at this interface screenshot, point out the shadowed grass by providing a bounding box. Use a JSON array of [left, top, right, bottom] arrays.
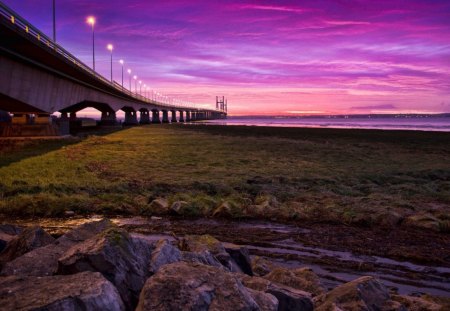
[[0, 125, 449, 228]]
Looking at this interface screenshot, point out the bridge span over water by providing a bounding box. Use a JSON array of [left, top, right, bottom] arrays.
[[0, 2, 226, 136]]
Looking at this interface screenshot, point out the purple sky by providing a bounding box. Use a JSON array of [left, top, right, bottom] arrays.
[[4, 0, 450, 115]]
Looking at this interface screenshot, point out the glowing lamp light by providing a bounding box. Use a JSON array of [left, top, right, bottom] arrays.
[[87, 16, 95, 26], [133, 75, 137, 80], [119, 59, 124, 65], [127, 69, 131, 74], [107, 44, 113, 51]]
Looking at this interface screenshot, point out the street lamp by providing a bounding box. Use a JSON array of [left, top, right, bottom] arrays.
[[133, 75, 137, 94], [139, 80, 142, 95], [119, 60, 124, 89], [107, 44, 113, 82], [86, 16, 96, 71], [127, 69, 132, 91], [52, 0, 56, 42]]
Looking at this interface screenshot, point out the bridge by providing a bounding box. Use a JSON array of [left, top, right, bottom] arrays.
[[0, 2, 227, 136]]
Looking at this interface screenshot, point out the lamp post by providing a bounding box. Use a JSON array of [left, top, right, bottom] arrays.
[[86, 16, 96, 71], [107, 44, 113, 82], [52, 0, 56, 42], [119, 60, 124, 89], [133, 75, 137, 94], [127, 69, 131, 91], [139, 81, 142, 96]]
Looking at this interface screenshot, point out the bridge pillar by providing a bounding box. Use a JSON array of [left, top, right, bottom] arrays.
[[100, 111, 116, 125], [152, 110, 161, 124], [171, 110, 177, 123], [185, 111, 191, 122], [191, 112, 196, 121], [124, 110, 138, 125], [140, 110, 150, 124], [162, 110, 170, 123], [179, 111, 184, 122], [69, 112, 77, 120]]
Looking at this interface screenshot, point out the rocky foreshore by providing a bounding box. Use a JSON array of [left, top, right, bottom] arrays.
[[0, 219, 447, 311]]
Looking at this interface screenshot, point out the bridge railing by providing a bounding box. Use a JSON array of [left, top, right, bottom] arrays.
[[0, 2, 224, 113]]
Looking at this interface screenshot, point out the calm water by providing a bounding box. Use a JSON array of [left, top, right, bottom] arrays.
[[201, 117, 450, 132]]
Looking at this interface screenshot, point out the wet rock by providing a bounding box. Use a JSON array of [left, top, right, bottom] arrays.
[[57, 227, 153, 310], [0, 271, 125, 311], [0, 226, 54, 265], [170, 201, 189, 215], [180, 234, 242, 272], [0, 225, 22, 253], [64, 210, 75, 217], [403, 214, 440, 232], [147, 198, 170, 215], [136, 261, 274, 311], [246, 288, 278, 311], [240, 274, 313, 311], [264, 267, 325, 296], [225, 243, 253, 275], [1, 219, 114, 276], [314, 276, 403, 311], [252, 256, 276, 276], [149, 239, 181, 273], [181, 250, 224, 268]]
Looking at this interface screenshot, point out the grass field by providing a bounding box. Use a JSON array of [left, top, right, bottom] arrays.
[[0, 125, 449, 230]]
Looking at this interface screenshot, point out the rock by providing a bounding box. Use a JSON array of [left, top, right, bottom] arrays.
[[1, 219, 114, 276], [0, 224, 22, 236], [240, 274, 314, 311], [0, 225, 22, 253], [181, 250, 224, 268], [246, 288, 279, 311], [179, 234, 242, 272], [150, 216, 163, 220], [0, 271, 125, 310], [0, 226, 55, 266], [314, 276, 402, 311], [264, 267, 325, 296], [212, 201, 235, 218], [136, 261, 275, 311], [147, 198, 170, 215], [252, 256, 276, 276], [376, 211, 404, 227], [403, 214, 440, 232], [225, 243, 253, 275], [170, 201, 189, 215], [57, 227, 153, 310], [149, 239, 182, 273]]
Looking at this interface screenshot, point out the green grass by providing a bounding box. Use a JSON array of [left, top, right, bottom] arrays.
[[0, 125, 449, 228]]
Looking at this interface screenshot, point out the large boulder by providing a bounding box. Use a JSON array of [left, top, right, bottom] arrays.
[[314, 276, 405, 311], [181, 250, 224, 268], [136, 261, 275, 311], [1, 219, 114, 276], [240, 274, 314, 311], [0, 226, 54, 265], [57, 227, 153, 310], [0, 271, 125, 310], [146, 198, 170, 215], [264, 267, 325, 296], [149, 239, 182, 273]]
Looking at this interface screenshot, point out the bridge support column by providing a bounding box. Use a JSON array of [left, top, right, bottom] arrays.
[[179, 111, 184, 122], [152, 110, 161, 124], [171, 110, 177, 123], [162, 110, 170, 123], [140, 110, 150, 124], [100, 111, 116, 125], [69, 112, 77, 120], [124, 110, 138, 125], [185, 111, 191, 122], [191, 112, 196, 121]]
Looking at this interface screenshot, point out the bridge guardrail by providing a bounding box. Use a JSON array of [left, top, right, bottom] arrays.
[[0, 1, 224, 113]]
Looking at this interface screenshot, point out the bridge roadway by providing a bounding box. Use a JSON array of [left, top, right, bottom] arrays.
[[0, 3, 226, 135]]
